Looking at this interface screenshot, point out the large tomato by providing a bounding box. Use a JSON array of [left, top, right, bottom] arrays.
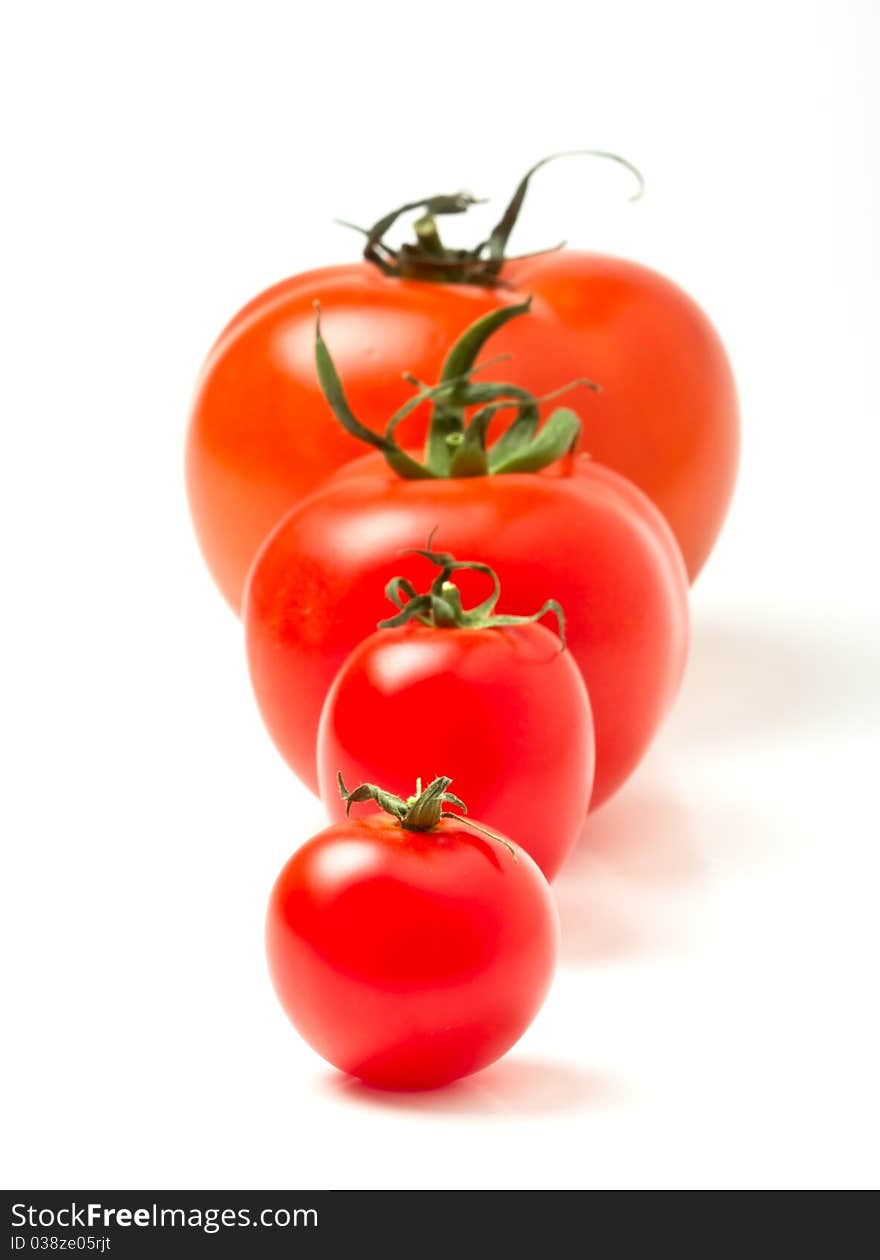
[[316, 550, 594, 879], [267, 777, 558, 1090], [187, 154, 738, 609]]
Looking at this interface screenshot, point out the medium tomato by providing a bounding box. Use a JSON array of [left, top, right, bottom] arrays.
[[245, 305, 689, 810], [266, 776, 559, 1090], [187, 152, 737, 609], [317, 547, 594, 880]]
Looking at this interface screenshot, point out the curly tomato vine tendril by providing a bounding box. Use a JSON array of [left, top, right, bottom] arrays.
[[336, 149, 645, 286]]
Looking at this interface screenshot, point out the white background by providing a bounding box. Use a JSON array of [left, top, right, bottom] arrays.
[[2, 0, 878, 1190]]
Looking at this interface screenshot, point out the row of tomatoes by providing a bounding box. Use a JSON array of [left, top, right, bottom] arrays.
[[185, 157, 738, 1089]]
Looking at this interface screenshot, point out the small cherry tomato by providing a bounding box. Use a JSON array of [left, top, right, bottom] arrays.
[[317, 546, 594, 880], [266, 777, 559, 1090]]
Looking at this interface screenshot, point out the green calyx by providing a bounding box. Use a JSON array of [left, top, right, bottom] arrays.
[[337, 149, 644, 287], [314, 298, 599, 480], [338, 773, 517, 857], [378, 539, 566, 649], [338, 773, 466, 831]]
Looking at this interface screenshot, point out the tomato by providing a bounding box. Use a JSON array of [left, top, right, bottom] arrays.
[[266, 777, 559, 1090], [316, 547, 594, 879], [246, 452, 688, 811], [187, 154, 737, 609]]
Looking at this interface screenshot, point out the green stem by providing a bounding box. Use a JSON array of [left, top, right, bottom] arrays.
[[413, 215, 446, 257], [377, 541, 567, 649], [336, 150, 644, 287], [338, 773, 516, 858]]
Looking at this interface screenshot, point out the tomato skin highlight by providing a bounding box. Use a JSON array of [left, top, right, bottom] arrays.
[[186, 253, 736, 610], [245, 454, 689, 811], [266, 813, 559, 1090], [317, 622, 594, 881]]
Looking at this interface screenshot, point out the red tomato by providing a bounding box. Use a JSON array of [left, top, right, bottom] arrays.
[[318, 619, 594, 880], [266, 781, 559, 1090], [186, 159, 737, 609], [246, 453, 689, 811]]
